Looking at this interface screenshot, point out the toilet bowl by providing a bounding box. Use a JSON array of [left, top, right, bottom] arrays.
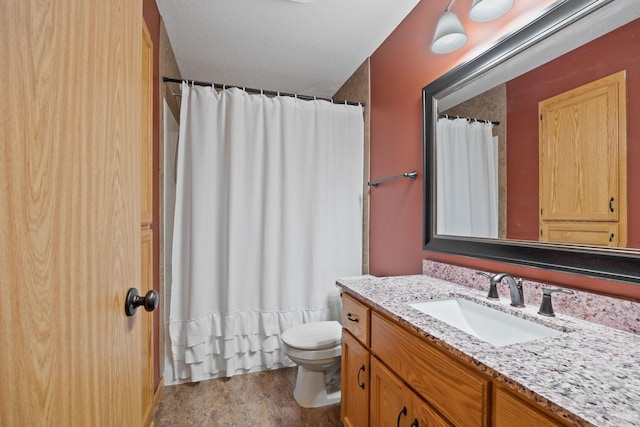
[[281, 320, 342, 408]]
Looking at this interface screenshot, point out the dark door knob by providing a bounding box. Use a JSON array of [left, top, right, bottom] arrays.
[[125, 288, 159, 316]]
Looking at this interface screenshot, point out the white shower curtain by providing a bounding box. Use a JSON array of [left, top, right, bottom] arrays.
[[436, 117, 498, 238], [169, 84, 364, 383]]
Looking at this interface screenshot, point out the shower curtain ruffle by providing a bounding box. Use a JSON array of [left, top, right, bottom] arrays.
[[169, 301, 341, 382]]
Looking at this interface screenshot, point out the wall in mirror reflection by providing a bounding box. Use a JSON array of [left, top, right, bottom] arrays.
[[440, 18, 640, 249]]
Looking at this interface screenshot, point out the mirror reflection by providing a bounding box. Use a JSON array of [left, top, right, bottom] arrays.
[[435, 9, 640, 249]]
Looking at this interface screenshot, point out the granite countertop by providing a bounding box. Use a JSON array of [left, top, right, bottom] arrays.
[[337, 275, 640, 427]]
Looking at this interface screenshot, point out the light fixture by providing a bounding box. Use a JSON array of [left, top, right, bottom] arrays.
[[469, 0, 514, 23], [432, 0, 467, 54], [431, 0, 515, 54]]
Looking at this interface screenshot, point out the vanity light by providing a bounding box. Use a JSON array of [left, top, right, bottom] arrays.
[[432, 0, 514, 54], [469, 0, 514, 22], [432, 1, 468, 54]]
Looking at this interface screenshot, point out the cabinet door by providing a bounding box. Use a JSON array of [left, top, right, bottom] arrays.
[[412, 395, 452, 427], [370, 357, 408, 427], [341, 330, 370, 427], [539, 70, 627, 246], [371, 357, 452, 427]]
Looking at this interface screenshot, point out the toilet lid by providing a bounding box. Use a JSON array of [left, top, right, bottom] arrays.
[[281, 321, 342, 350]]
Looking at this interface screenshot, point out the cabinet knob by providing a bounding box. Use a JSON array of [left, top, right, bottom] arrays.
[[346, 313, 359, 322]]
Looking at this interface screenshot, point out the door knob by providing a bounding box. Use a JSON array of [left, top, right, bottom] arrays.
[[125, 288, 159, 316]]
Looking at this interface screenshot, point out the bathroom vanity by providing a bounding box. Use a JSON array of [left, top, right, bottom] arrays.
[[338, 275, 640, 427]]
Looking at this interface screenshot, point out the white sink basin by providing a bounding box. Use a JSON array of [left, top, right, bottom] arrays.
[[409, 298, 562, 347]]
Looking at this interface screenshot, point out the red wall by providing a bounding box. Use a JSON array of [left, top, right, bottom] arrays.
[[506, 20, 640, 246], [369, 2, 640, 300]]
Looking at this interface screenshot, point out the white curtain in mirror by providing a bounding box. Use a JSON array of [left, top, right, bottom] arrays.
[[436, 118, 498, 238], [168, 84, 364, 383]]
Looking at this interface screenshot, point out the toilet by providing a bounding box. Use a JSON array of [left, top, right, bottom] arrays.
[[281, 320, 342, 408]]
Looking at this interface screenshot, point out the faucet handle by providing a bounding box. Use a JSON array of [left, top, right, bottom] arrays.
[[538, 288, 574, 317], [476, 271, 500, 300]]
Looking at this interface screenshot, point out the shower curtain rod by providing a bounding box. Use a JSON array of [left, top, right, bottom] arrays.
[[163, 76, 364, 107], [438, 113, 500, 126]]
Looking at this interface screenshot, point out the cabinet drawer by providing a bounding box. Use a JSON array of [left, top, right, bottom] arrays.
[[494, 386, 569, 427], [342, 293, 370, 346], [541, 221, 619, 247], [371, 312, 490, 427]]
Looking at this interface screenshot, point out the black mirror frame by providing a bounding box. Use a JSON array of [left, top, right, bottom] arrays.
[[423, 0, 640, 285]]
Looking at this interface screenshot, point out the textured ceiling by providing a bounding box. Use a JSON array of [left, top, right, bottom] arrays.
[[156, 0, 420, 98]]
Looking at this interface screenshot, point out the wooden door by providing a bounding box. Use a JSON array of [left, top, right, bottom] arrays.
[[341, 331, 370, 427], [1, 1, 144, 425], [539, 70, 627, 246], [141, 20, 156, 425]]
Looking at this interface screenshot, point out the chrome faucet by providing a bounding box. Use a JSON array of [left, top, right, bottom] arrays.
[[477, 271, 525, 306]]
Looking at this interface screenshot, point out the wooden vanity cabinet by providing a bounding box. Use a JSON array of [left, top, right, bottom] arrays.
[[341, 292, 576, 427]]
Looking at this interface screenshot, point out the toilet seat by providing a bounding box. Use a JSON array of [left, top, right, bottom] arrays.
[[281, 320, 342, 350], [284, 343, 341, 361]]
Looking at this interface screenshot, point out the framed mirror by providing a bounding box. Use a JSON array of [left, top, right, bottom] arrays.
[[423, 0, 640, 284]]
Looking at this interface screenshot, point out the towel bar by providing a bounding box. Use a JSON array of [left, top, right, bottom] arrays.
[[368, 171, 417, 188]]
